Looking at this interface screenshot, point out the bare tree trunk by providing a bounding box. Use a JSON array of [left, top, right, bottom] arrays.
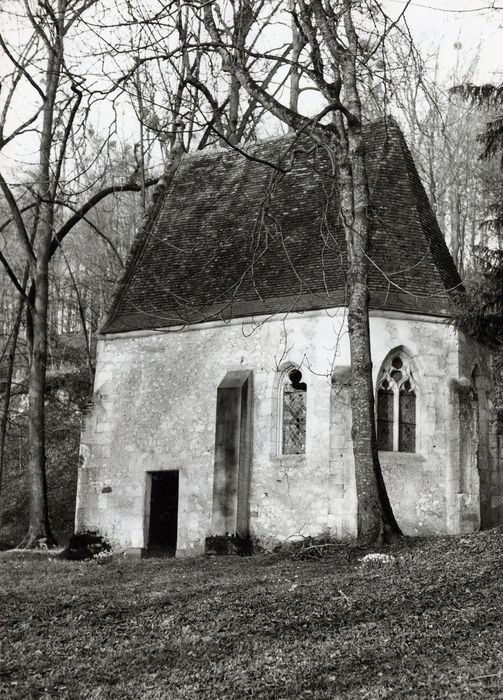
[[344, 120, 401, 540], [0, 296, 23, 501], [289, 0, 303, 116], [340, 6, 401, 540], [61, 247, 94, 387], [134, 70, 147, 214], [19, 12, 63, 547], [228, 76, 240, 144], [21, 257, 55, 547]]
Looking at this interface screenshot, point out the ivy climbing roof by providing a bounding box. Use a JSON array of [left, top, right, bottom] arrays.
[[101, 118, 462, 334]]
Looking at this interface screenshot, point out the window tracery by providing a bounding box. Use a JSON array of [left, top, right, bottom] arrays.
[[377, 353, 417, 453]]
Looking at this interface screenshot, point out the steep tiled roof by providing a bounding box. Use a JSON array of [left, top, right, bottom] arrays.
[[102, 119, 462, 334]]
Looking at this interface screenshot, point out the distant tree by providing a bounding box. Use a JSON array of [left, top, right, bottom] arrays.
[[451, 83, 503, 166], [390, 43, 496, 275], [454, 247, 503, 346], [449, 82, 503, 348]]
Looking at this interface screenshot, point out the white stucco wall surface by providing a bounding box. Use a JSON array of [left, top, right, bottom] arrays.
[[75, 309, 498, 554]]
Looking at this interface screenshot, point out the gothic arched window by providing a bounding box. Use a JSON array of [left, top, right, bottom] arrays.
[[377, 353, 417, 453], [281, 369, 307, 455]]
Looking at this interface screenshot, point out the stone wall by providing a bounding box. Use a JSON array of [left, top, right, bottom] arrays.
[[75, 309, 499, 554], [457, 333, 503, 528]]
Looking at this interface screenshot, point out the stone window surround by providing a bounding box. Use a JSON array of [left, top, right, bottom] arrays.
[[269, 352, 424, 461], [376, 348, 421, 454], [272, 363, 308, 457]]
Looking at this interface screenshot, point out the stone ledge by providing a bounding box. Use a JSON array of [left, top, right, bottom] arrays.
[[379, 451, 426, 464], [271, 455, 307, 466]]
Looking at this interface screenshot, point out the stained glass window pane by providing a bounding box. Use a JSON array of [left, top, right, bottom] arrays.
[[399, 390, 416, 452], [377, 388, 394, 451], [282, 385, 306, 454]]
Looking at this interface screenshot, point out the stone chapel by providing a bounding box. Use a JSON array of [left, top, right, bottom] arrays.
[[75, 119, 502, 556]]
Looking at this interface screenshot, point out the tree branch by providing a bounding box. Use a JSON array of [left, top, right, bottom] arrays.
[[201, 2, 328, 135], [0, 33, 46, 102], [0, 250, 30, 304], [48, 176, 160, 260], [0, 171, 36, 266], [51, 84, 83, 199], [50, 200, 124, 266]]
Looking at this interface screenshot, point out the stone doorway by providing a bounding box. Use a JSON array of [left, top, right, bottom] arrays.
[[148, 471, 179, 557]]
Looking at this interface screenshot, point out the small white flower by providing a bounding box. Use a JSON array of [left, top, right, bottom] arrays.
[[360, 553, 396, 566], [93, 549, 113, 561]]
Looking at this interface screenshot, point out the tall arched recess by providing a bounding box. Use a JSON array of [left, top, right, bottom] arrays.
[[210, 370, 253, 540], [473, 365, 491, 528]]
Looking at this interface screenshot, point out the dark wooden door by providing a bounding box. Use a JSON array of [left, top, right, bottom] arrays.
[[148, 471, 179, 557]]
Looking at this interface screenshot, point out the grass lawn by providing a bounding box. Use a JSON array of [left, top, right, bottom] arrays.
[[1, 531, 503, 699]]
